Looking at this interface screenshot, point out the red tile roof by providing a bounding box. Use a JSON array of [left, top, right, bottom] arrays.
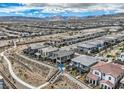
[[87, 72, 99, 80], [91, 62, 124, 78]]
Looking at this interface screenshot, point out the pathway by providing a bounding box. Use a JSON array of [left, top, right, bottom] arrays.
[[63, 73, 90, 89]]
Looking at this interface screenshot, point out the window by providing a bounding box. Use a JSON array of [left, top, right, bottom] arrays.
[[101, 84, 104, 89], [95, 72, 99, 75], [105, 85, 107, 89], [103, 73, 105, 76], [118, 75, 120, 79], [108, 87, 110, 89], [109, 77, 111, 80]]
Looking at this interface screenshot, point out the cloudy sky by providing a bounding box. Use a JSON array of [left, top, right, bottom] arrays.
[[0, 3, 124, 17]]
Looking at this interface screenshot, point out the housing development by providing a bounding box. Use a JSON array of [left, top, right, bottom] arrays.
[[1, 4, 124, 89]]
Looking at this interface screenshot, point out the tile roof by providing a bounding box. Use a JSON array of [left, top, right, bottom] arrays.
[[87, 72, 99, 80], [92, 62, 124, 78]]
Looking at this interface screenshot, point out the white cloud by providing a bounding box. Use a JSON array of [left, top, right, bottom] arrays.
[[0, 3, 124, 16], [0, 6, 42, 13], [37, 3, 124, 13], [41, 6, 65, 13]]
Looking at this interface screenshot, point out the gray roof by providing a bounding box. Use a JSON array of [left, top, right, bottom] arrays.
[[53, 50, 74, 57], [35, 52, 41, 56], [41, 46, 58, 52], [77, 43, 97, 48], [88, 40, 104, 45], [98, 34, 122, 41], [29, 43, 47, 50], [98, 37, 112, 41], [71, 55, 99, 67]]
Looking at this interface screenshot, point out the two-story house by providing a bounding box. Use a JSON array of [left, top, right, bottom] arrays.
[[88, 40, 105, 51], [36, 46, 59, 60], [87, 62, 124, 89], [70, 55, 99, 73], [119, 77, 124, 89], [118, 52, 124, 62], [77, 43, 98, 54], [49, 50, 74, 64], [23, 43, 47, 56]]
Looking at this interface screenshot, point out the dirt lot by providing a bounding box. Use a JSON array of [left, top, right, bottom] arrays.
[[7, 53, 57, 87]]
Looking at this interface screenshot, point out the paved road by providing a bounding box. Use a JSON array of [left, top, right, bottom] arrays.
[[16, 53, 57, 70], [63, 73, 90, 89], [37, 82, 49, 89], [0, 48, 36, 89]]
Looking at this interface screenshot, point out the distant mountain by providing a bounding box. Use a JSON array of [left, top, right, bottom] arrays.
[[0, 16, 45, 22], [45, 16, 69, 21], [0, 16, 82, 22], [0, 13, 124, 22]]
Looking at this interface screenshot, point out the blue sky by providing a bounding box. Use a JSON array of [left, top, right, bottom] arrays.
[[0, 3, 124, 17]]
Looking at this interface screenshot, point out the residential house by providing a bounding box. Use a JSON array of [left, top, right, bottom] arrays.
[[0, 32, 8, 39], [49, 50, 74, 64], [0, 36, 8, 40], [98, 37, 115, 47], [117, 33, 124, 42], [87, 62, 124, 89], [88, 40, 105, 50], [6, 33, 19, 38], [119, 77, 124, 89], [36, 46, 59, 59], [46, 30, 107, 47], [98, 34, 124, 47], [70, 55, 99, 73], [77, 43, 98, 54], [23, 43, 47, 56], [118, 52, 124, 62], [21, 32, 30, 37], [0, 75, 5, 89]]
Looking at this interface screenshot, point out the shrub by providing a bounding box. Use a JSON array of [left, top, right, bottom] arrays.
[[107, 54, 113, 58]]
